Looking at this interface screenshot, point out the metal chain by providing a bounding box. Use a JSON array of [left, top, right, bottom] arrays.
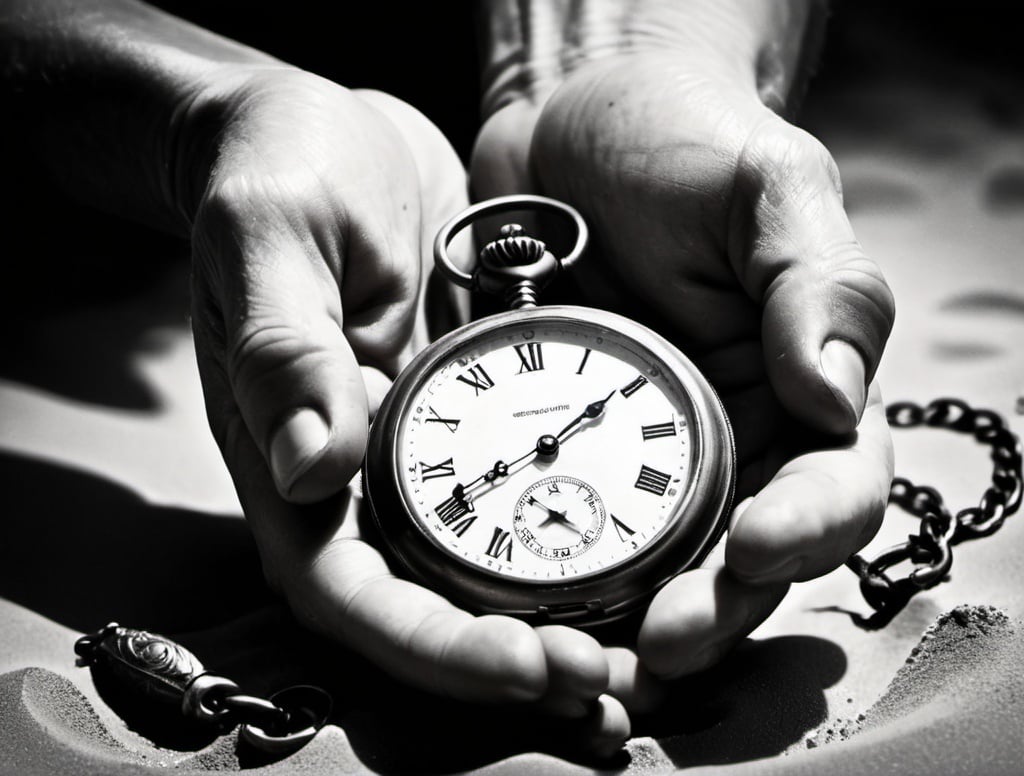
[[74, 623, 331, 753], [185, 675, 290, 733], [846, 398, 1023, 625]]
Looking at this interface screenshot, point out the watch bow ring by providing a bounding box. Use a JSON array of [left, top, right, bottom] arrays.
[[432, 193, 589, 298]]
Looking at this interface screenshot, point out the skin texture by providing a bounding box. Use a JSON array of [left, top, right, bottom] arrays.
[[471, 0, 896, 697], [182, 72, 632, 746], [3, 0, 894, 756], [3, 0, 629, 752]]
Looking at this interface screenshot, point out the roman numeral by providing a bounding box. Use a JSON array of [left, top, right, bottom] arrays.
[[620, 374, 648, 398], [514, 342, 545, 373], [456, 364, 495, 395], [484, 527, 513, 562], [576, 347, 592, 375], [419, 458, 455, 481], [435, 493, 474, 524], [611, 515, 636, 542], [425, 407, 460, 433], [641, 421, 676, 440], [635, 464, 671, 496], [446, 513, 477, 538]]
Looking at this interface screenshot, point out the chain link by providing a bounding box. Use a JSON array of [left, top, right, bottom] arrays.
[[846, 398, 1023, 623], [191, 681, 289, 732], [75, 622, 331, 752]]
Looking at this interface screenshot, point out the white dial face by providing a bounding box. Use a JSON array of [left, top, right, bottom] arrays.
[[396, 319, 697, 583]]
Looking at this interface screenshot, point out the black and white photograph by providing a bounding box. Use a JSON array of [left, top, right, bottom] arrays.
[[1, 2, 1022, 774]]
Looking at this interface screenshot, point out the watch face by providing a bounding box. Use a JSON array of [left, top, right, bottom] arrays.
[[391, 313, 705, 585]]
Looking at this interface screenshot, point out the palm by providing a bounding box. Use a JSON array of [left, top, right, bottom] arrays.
[[186, 70, 634, 744], [472, 52, 895, 678], [477, 53, 803, 491]]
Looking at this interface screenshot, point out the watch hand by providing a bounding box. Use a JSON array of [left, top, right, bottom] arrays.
[[556, 390, 616, 441], [539, 514, 581, 534], [527, 494, 561, 515], [529, 496, 581, 534], [463, 446, 535, 493], [457, 388, 616, 500]]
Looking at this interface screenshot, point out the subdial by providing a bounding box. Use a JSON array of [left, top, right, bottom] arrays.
[[513, 476, 606, 560]]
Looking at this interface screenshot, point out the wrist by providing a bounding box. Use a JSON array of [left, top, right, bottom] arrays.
[[476, 0, 826, 123], [2, 0, 286, 236]]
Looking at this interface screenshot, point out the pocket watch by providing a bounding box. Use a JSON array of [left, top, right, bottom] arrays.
[[364, 195, 734, 625]]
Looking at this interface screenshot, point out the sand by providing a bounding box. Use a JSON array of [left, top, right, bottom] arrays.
[[806, 606, 1015, 747], [2, 603, 1021, 775], [4, 6, 1024, 776]]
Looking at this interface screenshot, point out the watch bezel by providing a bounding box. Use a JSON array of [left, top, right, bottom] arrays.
[[364, 305, 734, 624]]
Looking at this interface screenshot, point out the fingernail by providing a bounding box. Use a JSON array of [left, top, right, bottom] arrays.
[[270, 408, 330, 496], [820, 339, 866, 427]]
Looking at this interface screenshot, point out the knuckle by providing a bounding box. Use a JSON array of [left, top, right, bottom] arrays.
[[223, 311, 341, 421], [227, 315, 305, 388], [190, 175, 266, 290], [195, 173, 259, 238], [738, 117, 842, 199], [833, 259, 897, 331]]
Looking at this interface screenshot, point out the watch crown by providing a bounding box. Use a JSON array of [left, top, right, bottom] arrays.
[[479, 224, 548, 269], [475, 222, 560, 309]]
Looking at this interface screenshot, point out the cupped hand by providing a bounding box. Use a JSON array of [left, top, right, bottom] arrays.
[[471, 45, 895, 694], [180, 67, 627, 752]]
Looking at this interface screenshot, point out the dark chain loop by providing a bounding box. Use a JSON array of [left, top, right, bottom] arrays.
[[184, 677, 329, 743], [847, 398, 1023, 624], [213, 689, 290, 731]]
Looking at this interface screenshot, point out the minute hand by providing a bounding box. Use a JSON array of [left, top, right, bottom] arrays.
[[556, 390, 615, 441]]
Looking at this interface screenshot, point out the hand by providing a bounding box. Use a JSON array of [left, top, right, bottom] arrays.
[[471, 1, 895, 701], [180, 66, 628, 752]]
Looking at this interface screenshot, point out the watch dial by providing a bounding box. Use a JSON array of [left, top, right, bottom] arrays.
[[396, 319, 699, 583]]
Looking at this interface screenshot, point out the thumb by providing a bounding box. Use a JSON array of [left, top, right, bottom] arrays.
[[730, 116, 895, 434], [191, 198, 379, 505]]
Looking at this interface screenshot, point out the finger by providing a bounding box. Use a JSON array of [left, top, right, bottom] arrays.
[[732, 113, 895, 434], [725, 383, 893, 584], [527, 694, 631, 762], [638, 566, 788, 679], [534, 625, 609, 717], [298, 537, 549, 703], [192, 182, 417, 503], [580, 694, 631, 760], [194, 330, 551, 704], [604, 646, 666, 714], [191, 240, 366, 503], [361, 366, 391, 420]]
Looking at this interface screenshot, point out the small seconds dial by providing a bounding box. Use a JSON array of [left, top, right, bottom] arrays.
[[513, 476, 606, 560], [397, 317, 696, 584]]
